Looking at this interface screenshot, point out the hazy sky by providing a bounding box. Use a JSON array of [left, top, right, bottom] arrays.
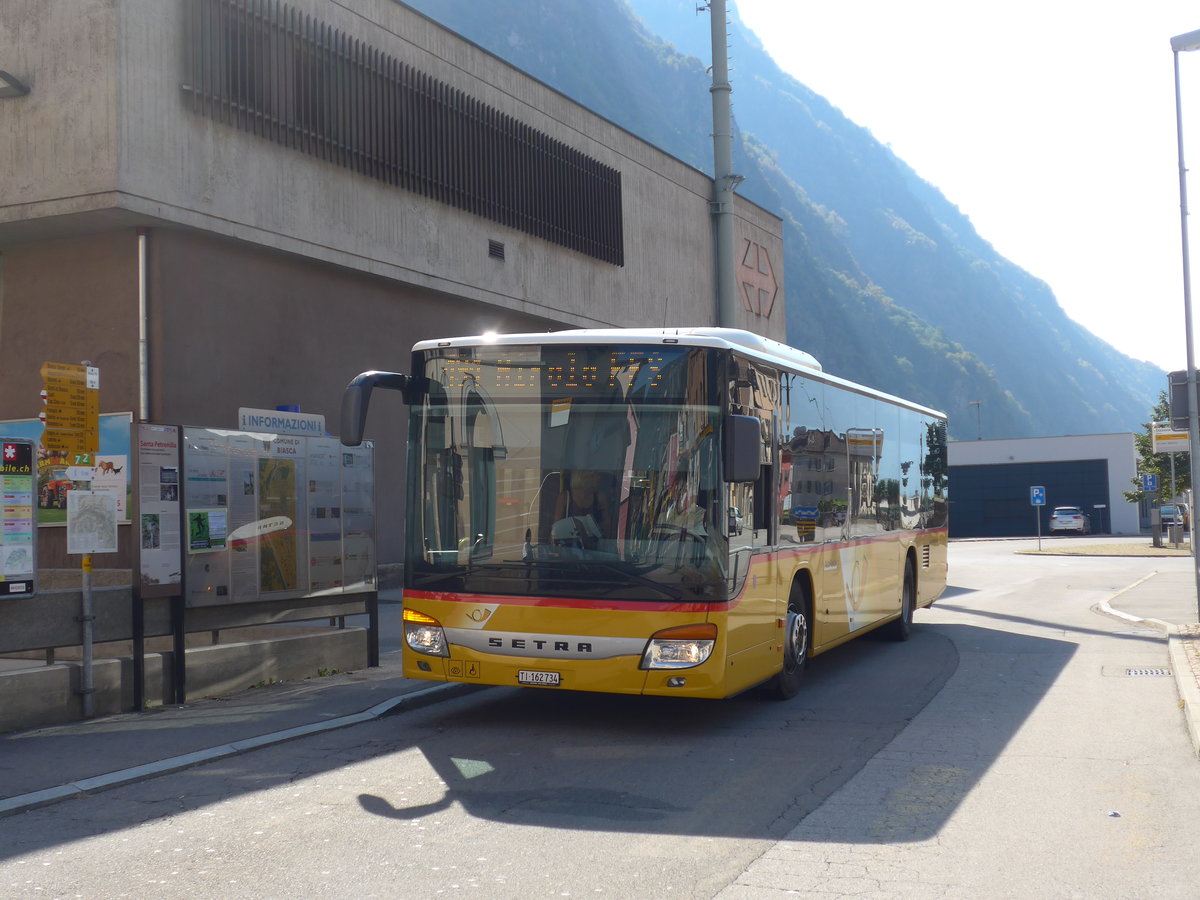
[[732, 0, 1200, 372]]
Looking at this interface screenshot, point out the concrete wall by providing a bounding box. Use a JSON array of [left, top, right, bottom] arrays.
[[0, 0, 121, 221], [0, 0, 785, 341], [0, 0, 788, 570], [0, 628, 367, 732]]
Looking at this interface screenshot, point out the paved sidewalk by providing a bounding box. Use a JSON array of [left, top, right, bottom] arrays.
[[1095, 568, 1200, 758], [2, 569, 1198, 820], [0, 650, 480, 817]]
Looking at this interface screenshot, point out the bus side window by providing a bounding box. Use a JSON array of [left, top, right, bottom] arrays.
[[751, 464, 772, 536]]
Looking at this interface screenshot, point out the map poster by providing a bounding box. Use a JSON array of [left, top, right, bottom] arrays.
[[66, 490, 118, 555], [1, 439, 36, 596], [257, 456, 298, 592]]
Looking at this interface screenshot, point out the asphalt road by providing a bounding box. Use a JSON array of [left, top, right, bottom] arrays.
[[3, 540, 1199, 898]]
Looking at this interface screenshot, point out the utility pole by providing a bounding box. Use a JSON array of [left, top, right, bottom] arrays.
[[706, 0, 741, 328]]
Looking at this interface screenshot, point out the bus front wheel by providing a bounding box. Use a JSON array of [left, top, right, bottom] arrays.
[[884, 563, 916, 642], [770, 581, 811, 700]]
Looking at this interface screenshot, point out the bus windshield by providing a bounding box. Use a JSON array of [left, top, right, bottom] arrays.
[[407, 342, 725, 602]]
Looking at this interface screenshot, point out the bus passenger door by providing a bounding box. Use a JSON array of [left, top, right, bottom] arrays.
[[724, 382, 780, 690]]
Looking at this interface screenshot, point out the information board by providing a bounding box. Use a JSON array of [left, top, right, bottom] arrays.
[[0, 439, 36, 596], [136, 424, 183, 596], [182, 427, 375, 607]]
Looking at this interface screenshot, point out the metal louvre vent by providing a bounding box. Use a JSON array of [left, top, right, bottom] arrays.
[[182, 0, 625, 266], [488, 239, 505, 261], [921, 544, 931, 569]]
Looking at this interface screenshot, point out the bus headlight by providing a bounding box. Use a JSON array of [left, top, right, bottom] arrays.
[[403, 608, 450, 657], [640, 623, 717, 669]]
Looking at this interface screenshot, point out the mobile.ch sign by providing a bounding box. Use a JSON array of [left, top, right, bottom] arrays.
[[0, 439, 37, 596]]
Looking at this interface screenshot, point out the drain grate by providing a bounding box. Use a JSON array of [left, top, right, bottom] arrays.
[[1125, 667, 1173, 677]]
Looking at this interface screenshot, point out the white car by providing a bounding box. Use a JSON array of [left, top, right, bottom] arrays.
[[1048, 506, 1090, 534]]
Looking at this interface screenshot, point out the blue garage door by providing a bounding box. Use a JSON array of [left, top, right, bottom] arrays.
[[950, 460, 1109, 537]]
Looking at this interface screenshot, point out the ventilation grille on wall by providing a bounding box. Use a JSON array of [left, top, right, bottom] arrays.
[[181, 0, 625, 266]]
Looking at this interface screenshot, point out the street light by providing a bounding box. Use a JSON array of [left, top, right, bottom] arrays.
[[1172, 27, 1200, 619], [968, 400, 982, 440]]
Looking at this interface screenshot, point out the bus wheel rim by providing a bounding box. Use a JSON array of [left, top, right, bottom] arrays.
[[786, 609, 807, 669]]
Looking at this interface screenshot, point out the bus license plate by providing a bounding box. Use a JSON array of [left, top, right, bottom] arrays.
[[518, 669, 561, 687]]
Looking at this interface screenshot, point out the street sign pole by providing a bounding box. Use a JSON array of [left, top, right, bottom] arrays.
[[43, 362, 102, 717], [1031, 485, 1046, 551]]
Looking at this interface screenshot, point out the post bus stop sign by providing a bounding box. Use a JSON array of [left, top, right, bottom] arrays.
[[1031, 486, 1046, 506]]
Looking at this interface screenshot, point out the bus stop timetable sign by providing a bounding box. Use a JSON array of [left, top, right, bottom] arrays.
[[1031, 486, 1046, 506]]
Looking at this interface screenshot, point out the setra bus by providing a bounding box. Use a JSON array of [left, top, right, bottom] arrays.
[[341, 327, 948, 699]]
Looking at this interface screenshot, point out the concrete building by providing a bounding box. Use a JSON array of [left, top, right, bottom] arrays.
[[0, 0, 786, 570], [949, 434, 1140, 537]]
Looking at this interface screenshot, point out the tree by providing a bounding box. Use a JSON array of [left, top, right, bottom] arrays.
[[1122, 391, 1189, 504]]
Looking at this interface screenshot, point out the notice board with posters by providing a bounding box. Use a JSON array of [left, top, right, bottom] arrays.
[[181, 427, 375, 607], [0, 439, 37, 596]]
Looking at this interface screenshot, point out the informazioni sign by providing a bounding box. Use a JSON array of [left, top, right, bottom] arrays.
[[237, 407, 326, 437]]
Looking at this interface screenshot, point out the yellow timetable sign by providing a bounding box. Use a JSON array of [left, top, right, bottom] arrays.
[[1152, 428, 1190, 453], [40, 362, 99, 456]]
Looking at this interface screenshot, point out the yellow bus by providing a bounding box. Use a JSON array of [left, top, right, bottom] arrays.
[[341, 327, 948, 699]]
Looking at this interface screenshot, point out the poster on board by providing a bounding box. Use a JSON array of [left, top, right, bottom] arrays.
[[66, 490, 118, 555], [0, 413, 132, 525], [137, 424, 182, 594]]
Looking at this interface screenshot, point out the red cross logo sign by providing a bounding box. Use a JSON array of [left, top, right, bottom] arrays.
[[740, 240, 778, 318]]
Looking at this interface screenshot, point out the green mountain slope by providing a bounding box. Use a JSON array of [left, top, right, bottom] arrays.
[[401, 0, 1162, 438]]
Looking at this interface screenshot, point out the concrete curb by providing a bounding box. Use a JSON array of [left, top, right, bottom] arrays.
[[1167, 628, 1200, 759], [0, 681, 482, 819]]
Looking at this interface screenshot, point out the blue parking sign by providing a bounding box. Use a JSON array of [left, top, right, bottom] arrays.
[[1141, 473, 1159, 492], [1030, 486, 1046, 506]]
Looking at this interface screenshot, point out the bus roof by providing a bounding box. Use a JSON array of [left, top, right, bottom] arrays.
[[412, 326, 946, 419], [414, 327, 821, 369]]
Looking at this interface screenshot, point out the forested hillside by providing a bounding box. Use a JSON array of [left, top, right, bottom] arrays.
[[402, 0, 1163, 439]]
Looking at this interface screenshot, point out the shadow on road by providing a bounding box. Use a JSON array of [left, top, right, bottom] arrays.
[[0, 621, 1073, 856]]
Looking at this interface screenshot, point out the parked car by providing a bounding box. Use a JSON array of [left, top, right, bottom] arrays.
[[1048, 506, 1091, 534], [727, 506, 744, 535], [1160, 504, 1190, 531]]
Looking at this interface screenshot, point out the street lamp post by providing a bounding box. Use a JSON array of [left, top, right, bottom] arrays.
[[1172, 28, 1200, 620], [968, 400, 982, 440]]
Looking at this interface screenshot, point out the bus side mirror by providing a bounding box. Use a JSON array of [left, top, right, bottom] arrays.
[[724, 414, 760, 483], [340, 370, 413, 446]]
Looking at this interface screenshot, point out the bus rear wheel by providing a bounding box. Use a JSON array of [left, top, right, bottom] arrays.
[[770, 582, 811, 700]]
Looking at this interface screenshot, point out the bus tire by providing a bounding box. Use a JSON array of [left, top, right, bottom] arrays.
[[770, 579, 811, 700], [885, 563, 916, 642]]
